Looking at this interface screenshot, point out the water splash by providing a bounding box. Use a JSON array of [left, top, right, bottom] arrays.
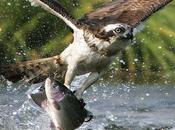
[[0, 79, 175, 130]]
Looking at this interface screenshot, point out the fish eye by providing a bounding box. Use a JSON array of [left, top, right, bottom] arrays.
[[114, 27, 125, 33], [52, 82, 57, 88]]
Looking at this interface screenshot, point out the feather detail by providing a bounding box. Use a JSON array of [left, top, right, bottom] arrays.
[[0, 55, 66, 83], [81, 0, 173, 28], [28, 0, 82, 31]]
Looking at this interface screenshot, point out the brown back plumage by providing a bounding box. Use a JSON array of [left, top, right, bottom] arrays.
[[81, 0, 173, 28]]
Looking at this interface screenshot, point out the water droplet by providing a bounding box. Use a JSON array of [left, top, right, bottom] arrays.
[[165, 92, 169, 96], [146, 93, 150, 96], [12, 112, 17, 115], [134, 59, 138, 62], [158, 46, 162, 49], [119, 60, 125, 65], [141, 97, 144, 100], [7, 3, 11, 6]]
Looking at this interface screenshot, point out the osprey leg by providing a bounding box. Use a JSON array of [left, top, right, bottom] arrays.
[[64, 63, 78, 88], [74, 72, 100, 99]]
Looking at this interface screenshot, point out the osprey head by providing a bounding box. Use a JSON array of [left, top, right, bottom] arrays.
[[95, 23, 133, 41]]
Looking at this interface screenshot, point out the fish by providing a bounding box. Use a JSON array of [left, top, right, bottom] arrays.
[[28, 78, 92, 130]]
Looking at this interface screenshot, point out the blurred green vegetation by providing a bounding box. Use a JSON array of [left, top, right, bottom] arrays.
[[0, 0, 175, 84]]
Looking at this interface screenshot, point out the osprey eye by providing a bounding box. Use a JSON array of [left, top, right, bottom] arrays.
[[114, 27, 125, 33]]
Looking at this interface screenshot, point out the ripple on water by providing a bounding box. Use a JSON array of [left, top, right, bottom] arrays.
[[0, 80, 175, 130]]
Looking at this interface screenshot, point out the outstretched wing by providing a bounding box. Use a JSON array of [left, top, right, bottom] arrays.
[[0, 55, 66, 83], [81, 0, 173, 28], [29, 0, 82, 31]]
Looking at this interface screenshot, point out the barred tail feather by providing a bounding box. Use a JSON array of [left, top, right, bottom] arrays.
[[0, 55, 66, 83]]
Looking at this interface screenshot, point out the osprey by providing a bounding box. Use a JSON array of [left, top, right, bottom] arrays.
[[0, 0, 173, 99]]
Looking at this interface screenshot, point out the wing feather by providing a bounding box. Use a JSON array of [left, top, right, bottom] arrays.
[[81, 0, 173, 27], [0, 55, 66, 83], [29, 0, 82, 31]]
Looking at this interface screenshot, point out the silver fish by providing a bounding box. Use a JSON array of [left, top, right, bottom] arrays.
[[29, 78, 92, 130]]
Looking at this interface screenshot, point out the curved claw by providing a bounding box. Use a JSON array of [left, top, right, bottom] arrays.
[[73, 90, 92, 122], [84, 110, 93, 122], [79, 98, 86, 107], [85, 114, 93, 122]]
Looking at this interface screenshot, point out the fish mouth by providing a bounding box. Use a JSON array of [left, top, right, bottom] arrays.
[[45, 77, 58, 88], [45, 77, 53, 87], [45, 77, 65, 101], [45, 77, 59, 89]]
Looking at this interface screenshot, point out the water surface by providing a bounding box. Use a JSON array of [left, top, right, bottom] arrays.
[[0, 79, 175, 130]]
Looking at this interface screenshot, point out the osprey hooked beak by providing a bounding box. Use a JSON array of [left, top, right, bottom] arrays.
[[97, 23, 134, 41], [124, 29, 133, 40]]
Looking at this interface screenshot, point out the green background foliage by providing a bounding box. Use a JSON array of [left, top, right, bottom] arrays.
[[0, 0, 175, 84]]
